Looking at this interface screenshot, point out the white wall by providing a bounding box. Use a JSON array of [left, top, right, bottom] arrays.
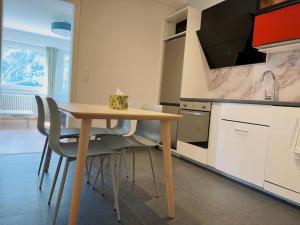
[[180, 7, 209, 98], [179, 0, 226, 99], [73, 0, 176, 109]]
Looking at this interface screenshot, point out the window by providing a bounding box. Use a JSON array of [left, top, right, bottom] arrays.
[[1, 41, 47, 94], [62, 54, 70, 91]]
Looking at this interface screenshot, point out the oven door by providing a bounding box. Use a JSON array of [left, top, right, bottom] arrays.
[[178, 109, 210, 149]]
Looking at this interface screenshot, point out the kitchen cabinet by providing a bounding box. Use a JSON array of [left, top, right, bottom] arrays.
[[253, 2, 300, 52], [207, 103, 221, 167], [220, 103, 271, 126], [183, 102, 300, 204], [264, 106, 300, 202], [177, 140, 207, 165], [215, 119, 269, 187], [215, 103, 271, 187]]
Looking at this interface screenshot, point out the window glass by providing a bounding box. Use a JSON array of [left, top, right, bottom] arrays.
[[1, 41, 47, 93], [63, 54, 70, 91]]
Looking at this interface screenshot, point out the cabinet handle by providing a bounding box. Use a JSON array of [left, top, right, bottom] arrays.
[[181, 110, 205, 116], [234, 129, 249, 136], [290, 117, 300, 153]]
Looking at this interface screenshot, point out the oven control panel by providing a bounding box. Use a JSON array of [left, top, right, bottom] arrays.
[[180, 101, 211, 112]]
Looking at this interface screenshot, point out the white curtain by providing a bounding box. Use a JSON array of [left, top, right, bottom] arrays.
[[0, 0, 3, 111], [46, 47, 58, 97]]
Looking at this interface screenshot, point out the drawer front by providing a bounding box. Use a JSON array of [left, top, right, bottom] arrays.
[[220, 103, 271, 126], [216, 120, 269, 187], [253, 3, 300, 47], [265, 106, 300, 194]]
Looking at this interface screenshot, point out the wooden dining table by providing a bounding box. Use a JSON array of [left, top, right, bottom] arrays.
[[58, 103, 181, 225]]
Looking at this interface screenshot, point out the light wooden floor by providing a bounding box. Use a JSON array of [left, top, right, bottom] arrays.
[[0, 119, 45, 155]]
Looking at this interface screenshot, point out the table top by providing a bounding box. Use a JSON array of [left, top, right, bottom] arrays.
[[59, 103, 181, 120]]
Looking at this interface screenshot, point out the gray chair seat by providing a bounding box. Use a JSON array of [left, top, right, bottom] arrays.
[[90, 120, 131, 137], [45, 127, 122, 139], [60, 128, 80, 137], [45, 128, 80, 138], [102, 135, 157, 150], [61, 140, 118, 158], [89, 127, 125, 137]]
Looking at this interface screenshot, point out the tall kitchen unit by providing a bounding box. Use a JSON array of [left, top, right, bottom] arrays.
[[160, 7, 201, 150], [160, 36, 186, 149]]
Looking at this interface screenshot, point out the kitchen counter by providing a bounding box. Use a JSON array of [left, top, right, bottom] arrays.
[[180, 98, 300, 108]]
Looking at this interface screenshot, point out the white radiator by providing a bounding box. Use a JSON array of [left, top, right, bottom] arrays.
[[0, 93, 37, 114]]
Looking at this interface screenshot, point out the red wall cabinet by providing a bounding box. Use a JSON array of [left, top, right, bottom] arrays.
[[253, 2, 300, 48]]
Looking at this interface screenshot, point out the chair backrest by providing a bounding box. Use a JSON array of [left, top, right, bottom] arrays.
[[46, 97, 65, 157], [135, 104, 162, 144], [35, 95, 47, 136], [114, 120, 131, 135]]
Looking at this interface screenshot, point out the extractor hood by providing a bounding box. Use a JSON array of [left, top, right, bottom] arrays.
[[197, 0, 266, 69]]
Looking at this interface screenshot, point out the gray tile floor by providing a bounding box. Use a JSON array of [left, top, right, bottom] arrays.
[[0, 149, 300, 225], [0, 120, 45, 154]]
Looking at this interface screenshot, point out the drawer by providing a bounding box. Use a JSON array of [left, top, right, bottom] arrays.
[[253, 2, 300, 48], [216, 120, 270, 187], [265, 106, 300, 195], [220, 103, 271, 126]]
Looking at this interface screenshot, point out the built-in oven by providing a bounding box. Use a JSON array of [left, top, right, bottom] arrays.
[[178, 101, 211, 149]]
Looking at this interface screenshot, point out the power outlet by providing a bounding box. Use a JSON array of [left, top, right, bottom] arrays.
[[82, 67, 89, 83]]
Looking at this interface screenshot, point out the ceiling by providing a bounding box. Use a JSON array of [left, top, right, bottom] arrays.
[[150, 0, 218, 10], [151, 0, 191, 9], [3, 0, 74, 39]]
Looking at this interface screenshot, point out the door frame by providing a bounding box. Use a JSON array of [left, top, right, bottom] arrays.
[[0, 0, 80, 103], [63, 0, 81, 103], [0, 0, 79, 126]]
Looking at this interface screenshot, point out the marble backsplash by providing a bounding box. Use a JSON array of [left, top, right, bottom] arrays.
[[206, 50, 300, 102]]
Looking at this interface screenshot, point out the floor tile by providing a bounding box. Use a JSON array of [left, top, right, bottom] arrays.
[[1, 149, 300, 225], [0, 211, 43, 225]]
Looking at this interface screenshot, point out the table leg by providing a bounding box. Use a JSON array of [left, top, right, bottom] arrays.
[[160, 120, 175, 218], [106, 119, 111, 128], [68, 119, 92, 225]]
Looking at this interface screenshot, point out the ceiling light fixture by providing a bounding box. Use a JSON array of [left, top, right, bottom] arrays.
[[51, 21, 71, 38]]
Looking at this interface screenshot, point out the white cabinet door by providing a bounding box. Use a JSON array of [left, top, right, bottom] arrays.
[[216, 120, 269, 187], [265, 107, 300, 194]]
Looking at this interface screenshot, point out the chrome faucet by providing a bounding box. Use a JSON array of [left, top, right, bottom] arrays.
[[261, 70, 278, 101]]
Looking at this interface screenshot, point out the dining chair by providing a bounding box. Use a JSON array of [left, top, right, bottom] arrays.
[[35, 96, 80, 185], [36, 95, 130, 189], [86, 120, 131, 183], [91, 120, 131, 138], [94, 104, 162, 198], [46, 97, 121, 224]]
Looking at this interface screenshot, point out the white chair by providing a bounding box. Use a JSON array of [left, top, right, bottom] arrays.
[[45, 97, 121, 224], [94, 104, 162, 198]]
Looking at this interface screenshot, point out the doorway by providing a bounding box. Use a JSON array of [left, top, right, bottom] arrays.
[[0, 0, 75, 154]]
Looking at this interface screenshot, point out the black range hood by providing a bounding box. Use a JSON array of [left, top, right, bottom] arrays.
[[197, 0, 266, 69]]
